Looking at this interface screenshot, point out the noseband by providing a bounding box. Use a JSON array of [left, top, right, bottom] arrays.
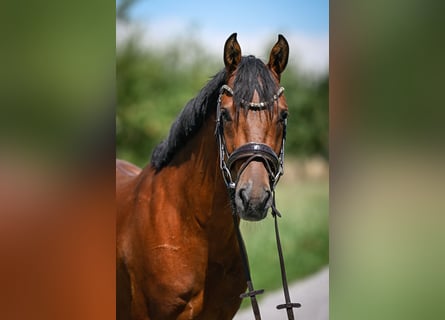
[[216, 84, 286, 191], [215, 84, 301, 320]]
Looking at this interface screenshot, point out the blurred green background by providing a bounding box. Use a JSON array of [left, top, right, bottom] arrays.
[[116, 1, 329, 299]]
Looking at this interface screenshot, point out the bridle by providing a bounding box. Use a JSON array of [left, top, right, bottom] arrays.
[[215, 84, 301, 320], [216, 84, 286, 192]]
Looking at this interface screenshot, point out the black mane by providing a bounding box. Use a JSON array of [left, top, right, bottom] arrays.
[[150, 69, 226, 171], [150, 55, 278, 171]]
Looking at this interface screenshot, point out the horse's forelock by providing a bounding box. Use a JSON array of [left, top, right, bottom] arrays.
[[233, 55, 277, 112]]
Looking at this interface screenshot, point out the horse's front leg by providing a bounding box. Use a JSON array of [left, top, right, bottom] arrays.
[[145, 273, 205, 319]]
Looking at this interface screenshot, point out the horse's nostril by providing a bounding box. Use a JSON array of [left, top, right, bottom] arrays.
[[263, 190, 271, 205], [239, 188, 248, 207]]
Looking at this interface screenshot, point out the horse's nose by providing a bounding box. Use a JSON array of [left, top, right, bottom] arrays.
[[238, 187, 271, 210], [236, 183, 272, 221]]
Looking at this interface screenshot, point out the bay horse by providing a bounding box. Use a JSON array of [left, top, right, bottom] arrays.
[[117, 33, 289, 320]]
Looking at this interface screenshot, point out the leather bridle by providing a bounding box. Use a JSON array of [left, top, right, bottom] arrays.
[[215, 84, 301, 320], [216, 84, 286, 191]]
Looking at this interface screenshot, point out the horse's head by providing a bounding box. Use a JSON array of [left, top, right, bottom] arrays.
[[217, 33, 289, 221]]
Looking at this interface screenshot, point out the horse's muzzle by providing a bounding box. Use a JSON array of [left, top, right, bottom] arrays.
[[235, 178, 272, 221]]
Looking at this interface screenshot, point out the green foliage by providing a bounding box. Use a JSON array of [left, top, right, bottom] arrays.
[[116, 34, 219, 166], [116, 33, 328, 167], [282, 70, 329, 158]]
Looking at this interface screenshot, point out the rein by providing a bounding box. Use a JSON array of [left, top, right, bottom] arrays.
[[216, 85, 301, 319]]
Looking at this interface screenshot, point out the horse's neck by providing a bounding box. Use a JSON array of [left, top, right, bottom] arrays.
[[163, 114, 232, 228], [178, 116, 238, 259], [140, 114, 238, 263]]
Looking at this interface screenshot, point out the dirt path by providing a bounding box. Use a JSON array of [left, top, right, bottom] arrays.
[[233, 266, 329, 320]]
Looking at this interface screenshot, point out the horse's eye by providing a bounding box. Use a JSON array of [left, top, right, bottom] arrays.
[[220, 108, 232, 122], [279, 110, 289, 122]]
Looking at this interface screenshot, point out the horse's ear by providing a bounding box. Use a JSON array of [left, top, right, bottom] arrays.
[[224, 33, 242, 74], [268, 34, 289, 77]]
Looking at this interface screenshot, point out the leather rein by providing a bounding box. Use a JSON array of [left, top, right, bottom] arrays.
[[215, 84, 301, 320]]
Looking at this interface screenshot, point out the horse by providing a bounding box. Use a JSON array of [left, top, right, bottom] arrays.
[[117, 33, 289, 320]]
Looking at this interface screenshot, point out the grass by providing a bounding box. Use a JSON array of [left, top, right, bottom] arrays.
[[239, 165, 329, 308]]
